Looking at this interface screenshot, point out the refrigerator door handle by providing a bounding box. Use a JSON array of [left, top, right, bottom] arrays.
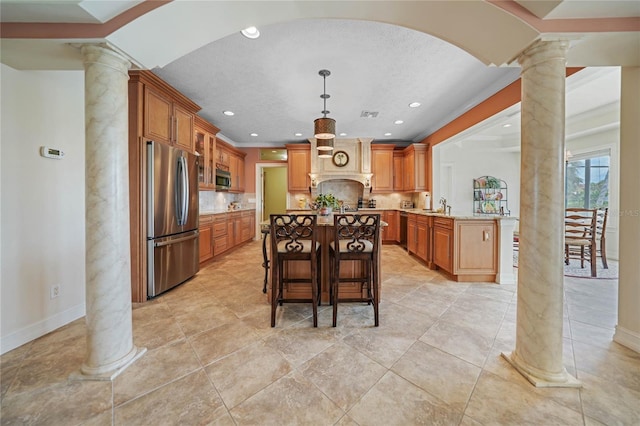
[[175, 156, 189, 226], [153, 231, 199, 248]]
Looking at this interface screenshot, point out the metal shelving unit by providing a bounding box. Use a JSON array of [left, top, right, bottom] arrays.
[[473, 176, 510, 216]]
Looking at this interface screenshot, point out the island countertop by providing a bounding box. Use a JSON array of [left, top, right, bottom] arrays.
[[287, 208, 516, 221]]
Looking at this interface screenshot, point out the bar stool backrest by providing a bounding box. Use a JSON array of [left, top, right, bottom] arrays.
[[270, 214, 317, 254], [333, 214, 380, 255]]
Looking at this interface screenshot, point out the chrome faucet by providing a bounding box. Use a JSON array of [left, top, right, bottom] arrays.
[[439, 197, 447, 213]]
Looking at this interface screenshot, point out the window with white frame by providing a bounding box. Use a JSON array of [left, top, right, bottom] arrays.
[[565, 149, 610, 209]]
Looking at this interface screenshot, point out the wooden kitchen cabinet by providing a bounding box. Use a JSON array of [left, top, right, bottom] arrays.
[[286, 144, 311, 191], [416, 215, 429, 261], [229, 152, 245, 192], [433, 217, 454, 274], [453, 220, 497, 276], [194, 115, 220, 190], [199, 215, 214, 263], [128, 70, 202, 302], [213, 214, 230, 257], [371, 144, 395, 193], [402, 144, 428, 192], [366, 210, 397, 243], [240, 210, 254, 243], [217, 140, 246, 193], [393, 151, 404, 191], [432, 217, 497, 281], [385, 210, 399, 242], [143, 85, 196, 152], [407, 213, 430, 262], [217, 148, 230, 167], [407, 213, 418, 254]]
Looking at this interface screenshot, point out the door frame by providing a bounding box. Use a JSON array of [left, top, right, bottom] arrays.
[[255, 162, 288, 240]]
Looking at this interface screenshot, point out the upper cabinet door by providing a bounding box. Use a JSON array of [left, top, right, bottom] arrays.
[[144, 87, 172, 144], [403, 144, 427, 192], [371, 145, 394, 193], [144, 86, 195, 152], [173, 104, 194, 152], [393, 151, 404, 191], [286, 144, 311, 192]]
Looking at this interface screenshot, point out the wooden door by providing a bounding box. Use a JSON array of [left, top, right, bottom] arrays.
[[404, 150, 415, 191], [199, 216, 213, 263], [416, 216, 428, 261], [454, 220, 497, 274], [194, 129, 207, 187], [144, 87, 172, 144], [371, 146, 394, 193], [433, 225, 453, 273], [407, 214, 417, 254], [173, 104, 194, 152], [385, 210, 399, 242], [393, 152, 404, 191], [287, 145, 310, 191]]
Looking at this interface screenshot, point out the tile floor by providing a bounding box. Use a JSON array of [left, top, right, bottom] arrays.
[[1, 242, 639, 425]]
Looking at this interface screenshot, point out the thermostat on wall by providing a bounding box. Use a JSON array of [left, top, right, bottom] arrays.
[[40, 146, 65, 159]]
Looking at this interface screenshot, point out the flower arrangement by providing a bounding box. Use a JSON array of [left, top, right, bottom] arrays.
[[312, 193, 339, 209]]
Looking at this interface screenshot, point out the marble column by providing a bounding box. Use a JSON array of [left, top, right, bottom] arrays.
[[496, 217, 517, 285], [614, 67, 640, 353], [77, 45, 145, 379], [502, 40, 580, 387]]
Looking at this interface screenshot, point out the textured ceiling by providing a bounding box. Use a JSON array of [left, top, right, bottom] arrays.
[[152, 19, 520, 146]]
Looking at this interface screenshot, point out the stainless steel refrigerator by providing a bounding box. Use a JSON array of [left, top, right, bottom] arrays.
[[147, 140, 199, 298]]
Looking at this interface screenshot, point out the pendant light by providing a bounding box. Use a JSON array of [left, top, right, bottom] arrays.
[[314, 69, 336, 143], [318, 140, 334, 158]]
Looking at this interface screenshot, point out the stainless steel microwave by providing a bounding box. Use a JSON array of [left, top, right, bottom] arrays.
[[215, 168, 231, 190]]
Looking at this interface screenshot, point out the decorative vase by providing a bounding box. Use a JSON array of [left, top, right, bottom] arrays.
[[319, 207, 332, 216]]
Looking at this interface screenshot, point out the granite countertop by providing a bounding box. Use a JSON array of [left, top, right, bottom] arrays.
[[200, 207, 255, 215], [209, 207, 515, 221]]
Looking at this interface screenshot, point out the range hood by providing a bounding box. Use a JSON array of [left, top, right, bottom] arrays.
[[309, 138, 373, 189]]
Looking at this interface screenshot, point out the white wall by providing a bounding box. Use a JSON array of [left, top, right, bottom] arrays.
[[434, 141, 521, 218], [1, 65, 86, 354]]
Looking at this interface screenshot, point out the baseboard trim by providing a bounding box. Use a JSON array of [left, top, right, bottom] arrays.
[[1, 303, 86, 355], [614, 325, 640, 353]]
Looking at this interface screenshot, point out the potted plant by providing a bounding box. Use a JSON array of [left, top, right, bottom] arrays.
[[312, 193, 339, 215]]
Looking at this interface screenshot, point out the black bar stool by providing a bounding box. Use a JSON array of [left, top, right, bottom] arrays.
[[329, 214, 380, 327], [269, 214, 320, 327]]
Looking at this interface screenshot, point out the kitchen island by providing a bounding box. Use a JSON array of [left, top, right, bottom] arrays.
[[381, 209, 517, 284], [263, 213, 387, 304]]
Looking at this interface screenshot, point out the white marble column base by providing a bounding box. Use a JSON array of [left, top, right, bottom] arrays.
[[614, 325, 640, 353], [70, 346, 146, 382], [501, 351, 581, 388]]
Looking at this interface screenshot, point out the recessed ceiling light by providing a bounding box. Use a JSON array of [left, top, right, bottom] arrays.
[[409, 102, 421, 108], [294, 133, 302, 137], [384, 132, 392, 136], [339, 133, 347, 136], [503, 123, 512, 128], [223, 110, 234, 116], [394, 120, 404, 125], [272, 150, 277, 153], [241, 26, 260, 39], [250, 133, 258, 137]]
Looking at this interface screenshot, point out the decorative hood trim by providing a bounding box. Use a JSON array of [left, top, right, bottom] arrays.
[[309, 137, 374, 189], [310, 172, 373, 189]]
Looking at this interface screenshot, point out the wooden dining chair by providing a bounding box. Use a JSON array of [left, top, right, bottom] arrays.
[[564, 208, 598, 277], [329, 214, 380, 327], [269, 214, 320, 327], [595, 208, 609, 269]]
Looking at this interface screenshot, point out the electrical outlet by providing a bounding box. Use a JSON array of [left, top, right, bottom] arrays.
[[50, 285, 60, 299]]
